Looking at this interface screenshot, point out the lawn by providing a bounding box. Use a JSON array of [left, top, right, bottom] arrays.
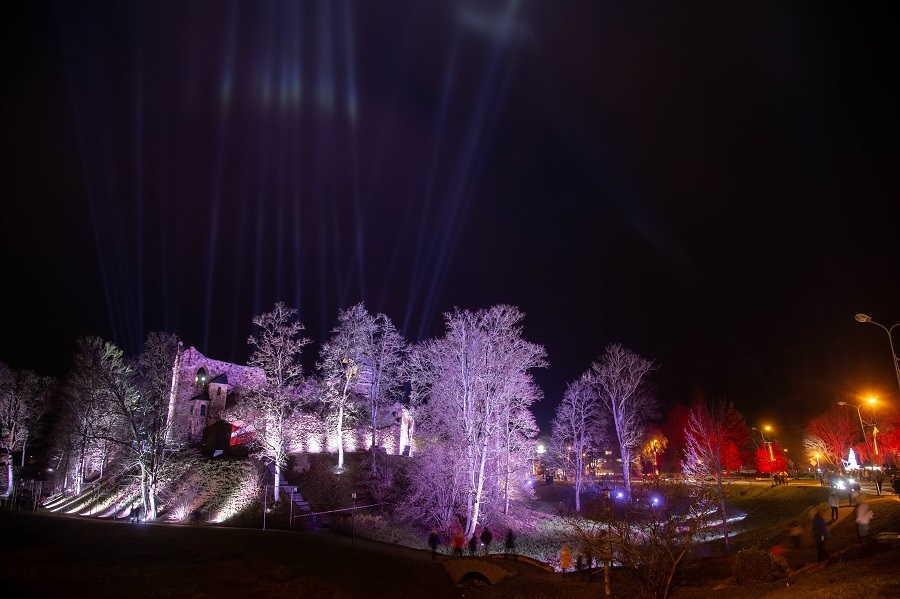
[[0, 510, 461, 599], [3, 482, 900, 598]]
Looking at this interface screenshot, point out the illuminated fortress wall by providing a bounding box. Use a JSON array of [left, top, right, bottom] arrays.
[[168, 346, 413, 456]]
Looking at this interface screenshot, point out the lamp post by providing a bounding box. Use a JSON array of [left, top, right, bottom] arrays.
[[838, 398, 877, 458], [855, 313, 900, 392], [351, 492, 357, 546], [751, 426, 775, 474]]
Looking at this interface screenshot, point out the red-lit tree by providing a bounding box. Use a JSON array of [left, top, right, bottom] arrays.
[[658, 402, 691, 473], [754, 439, 787, 475], [681, 398, 748, 552], [875, 405, 900, 467]]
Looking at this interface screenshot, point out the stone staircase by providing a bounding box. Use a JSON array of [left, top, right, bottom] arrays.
[[265, 461, 310, 512]]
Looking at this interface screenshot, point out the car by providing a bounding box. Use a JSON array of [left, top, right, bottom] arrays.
[[830, 476, 861, 492]]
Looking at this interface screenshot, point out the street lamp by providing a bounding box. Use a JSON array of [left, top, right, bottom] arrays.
[[855, 313, 900, 392], [838, 399, 877, 458], [751, 426, 775, 472], [351, 492, 357, 546]]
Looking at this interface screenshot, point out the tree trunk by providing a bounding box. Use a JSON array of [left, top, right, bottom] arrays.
[[370, 405, 378, 474], [715, 474, 729, 552], [337, 403, 345, 471], [621, 449, 632, 494], [503, 441, 511, 515], [274, 462, 282, 502], [75, 458, 83, 496], [148, 477, 158, 520], [604, 559, 611, 596], [574, 453, 583, 512], [140, 467, 150, 518], [466, 440, 490, 537]]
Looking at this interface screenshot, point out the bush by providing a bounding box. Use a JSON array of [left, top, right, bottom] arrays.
[[732, 547, 785, 585]]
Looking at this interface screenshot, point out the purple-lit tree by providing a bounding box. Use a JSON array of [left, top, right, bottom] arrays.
[[364, 313, 407, 458], [89, 333, 183, 519], [551, 374, 604, 512], [397, 440, 467, 533], [498, 383, 542, 513], [589, 343, 657, 495], [681, 398, 748, 552], [130, 332, 186, 519], [319, 303, 407, 473], [237, 302, 311, 501], [55, 337, 119, 494], [408, 305, 546, 537], [0, 363, 53, 495]]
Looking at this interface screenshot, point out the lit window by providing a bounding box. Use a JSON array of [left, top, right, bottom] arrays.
[[195, 367, 209, 388]]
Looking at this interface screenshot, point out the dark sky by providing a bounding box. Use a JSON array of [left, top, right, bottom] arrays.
[[3, 1, 900, 453]]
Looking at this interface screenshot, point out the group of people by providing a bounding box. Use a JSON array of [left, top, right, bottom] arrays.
[[428, 527, 516, 560], [813, 491, 875, 563], [771, 472, 790, 486]]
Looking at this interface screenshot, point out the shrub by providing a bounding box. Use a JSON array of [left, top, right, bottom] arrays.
[[732, 547, 785, 585]]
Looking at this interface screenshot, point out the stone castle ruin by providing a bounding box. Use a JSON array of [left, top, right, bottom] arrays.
[[165, 344, 413, 457]]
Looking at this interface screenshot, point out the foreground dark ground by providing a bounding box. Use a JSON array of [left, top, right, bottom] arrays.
[[3, 481, 900, 598]]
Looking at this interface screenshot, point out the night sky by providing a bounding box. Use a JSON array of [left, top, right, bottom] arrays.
[[3, 2, 900, 453]]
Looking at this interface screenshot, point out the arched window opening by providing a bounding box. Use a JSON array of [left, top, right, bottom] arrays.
[[195, 367, 209, 388]]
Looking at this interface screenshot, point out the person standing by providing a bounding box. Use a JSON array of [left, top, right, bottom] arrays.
[[428, 530, 441, 560], [813, 512, 829, 562], [452, 531, 465, 556], [504, 528, 516, 559], [480, 527, 493, 556], [828, 490, 840, 522], [875, 471, 883, 496], [560, 543, 572, 577], [855, 501, 873, 539], [468, 533, 478, 555]]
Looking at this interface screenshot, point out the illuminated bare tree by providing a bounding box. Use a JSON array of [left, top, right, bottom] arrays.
[[804, 407, 854, 471], [239, 302, 311, 501], [498, 380, 541, 514], [590, 343, 656, 495], [551, 374, 603, 512], [397, 440, 467, 533], [130, 332, 185, 518], [0, 363, 53, 495], [365, 314, 407, 455], [56, 337, 118, 494], [681, 398, 748, 552], [87, 333, 183, 519], [319, 303, 407, 473], [409, 305, 546, 537], [641, 430, 668, 476], [564, 481, 717, 599]]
